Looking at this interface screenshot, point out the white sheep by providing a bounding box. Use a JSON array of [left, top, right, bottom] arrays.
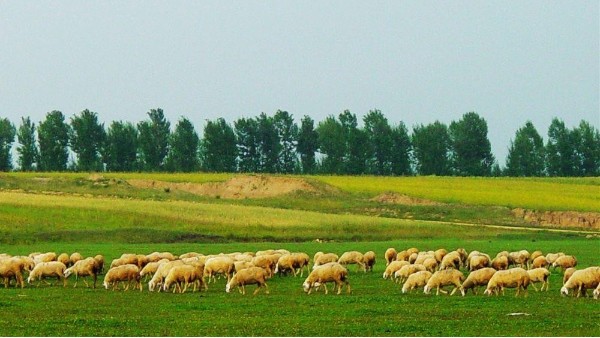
[[103, 264, 142, 291], [483, 267, 530, 297], [384, 248, 397, 266], [93, 255, 105, 274], [0, 257, 33, 288], [383, 260, 410, 281], [363, 251, 376, 272], [226, 267, 270, 295], [57, 253, 70, 267], [139, 259, 170, 282], [69, 252, 83, 266], [531, 256, 548, 269], [64, 257, 101, 288], [508, 250, 529, 268], [545, 252, 565, 268], [439, 251, 461, 270], [303, 262, 350, 295], [396, 250, 410, 262], [234, 261, 255, 273], [32, 252, 57, 265], [402, 271, 432, 294], [250, 254, 278, 278], [563, 267, 577, 286], [468, 255, 491, 272], [593, 283, 600, 300], [434, 249, 447, 263], [560, 266, 600, 298], [313, 252, 339, 269], [424, 268, 464, 296], [552, 255, 577, 272], [529, 250, 543, 266], [527, 268, 550, 291], [338, 251, 366, 272], [274, 254, 297, 277], [148, 260, 184, 292], [394, 264, 426, 285], [204, 256, 235, 283], [491, 255, 509, 271], [461, 268, 497, 296], [163, 263, 206, 293], [422, 258, 438, 273], [27, 262, 67, 287]]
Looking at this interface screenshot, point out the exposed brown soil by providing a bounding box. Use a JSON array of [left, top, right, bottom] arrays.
[[512, 208, 600, 230], [371, 192, 446, 206], [127, 175, 319, 199]]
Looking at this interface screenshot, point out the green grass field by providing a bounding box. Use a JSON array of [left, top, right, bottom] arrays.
[[0, 173, 598, 336]]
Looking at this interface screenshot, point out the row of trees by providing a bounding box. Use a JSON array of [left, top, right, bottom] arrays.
[[0, 109, 598, 176]]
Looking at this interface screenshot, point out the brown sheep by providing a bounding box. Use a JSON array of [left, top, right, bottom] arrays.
[[491, 255, 509, 271], [384, 248, 397, 266], [363, 251, 376, 272]]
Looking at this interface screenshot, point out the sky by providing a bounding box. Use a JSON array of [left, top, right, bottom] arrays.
[[0, 1, 598, 164]]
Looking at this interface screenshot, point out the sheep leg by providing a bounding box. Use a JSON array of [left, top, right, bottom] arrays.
[[182, 282, 189, 293], [83, 277, 90, 288], [323, 283, 329, 295], [241, 284, 246, 295], [93, 275, 97, 289], [531, 283, 539, 292], [264, 282, 269, 294]]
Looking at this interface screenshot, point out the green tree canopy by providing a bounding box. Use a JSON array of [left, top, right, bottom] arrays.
[[316, 115, 345, 174], [274, 110, 298, 174], [390, 122, 412, 176], [138, 108, 170, 171], [364, 109, 393, 175], [412, 121, 451, 176], [103, 121, 138, 172], [297, 115, 318, 174], [166, 117, 199, 172], [0, 118, 16, 171], [546, 118, 576, 177], [572, 120, 600, 176], [449, 112, 494, 176], [201, 118, 237, 172], [234, 117, 260, 173], [70, 109, 105, 171], [505, 121, 545, 176], [256, 113, 280, 173], [16, 117, 38, 171], [38, 110, 70, 171]]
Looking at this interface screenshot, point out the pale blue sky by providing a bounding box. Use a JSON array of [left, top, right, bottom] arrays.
[[0, 1, 598, 164]]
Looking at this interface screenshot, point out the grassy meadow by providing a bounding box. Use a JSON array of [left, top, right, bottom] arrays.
[[0, 172, 598, 336]]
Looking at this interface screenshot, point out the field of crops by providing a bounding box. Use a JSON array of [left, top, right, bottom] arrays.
[[0, 173, 598, 336]]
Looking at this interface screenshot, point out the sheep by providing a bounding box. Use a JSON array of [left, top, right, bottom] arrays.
[[408, 253, 418, 264], [179, 252, 202, 259], [531, 256, 548, 269], [508, 250, 529, 268], [103, 264, 142, 291], [226, 267, 270, 295], [32, 252, 57, 264], [140, 259, 170, 281], [434, 249, 448, 263], [384, 248, 397, 266], [163, 263, 206, 293], [491, 255, 509, 271], [148, 260, 184, 292], [0, 257, 33, 288], [560, 266, 600, 298], [424, 268, 464, 296], [414, 253, 434, 266], [483, 267, 530, 297], [461, 268, 497, 296], [552, 255, 577, 272], [93, 255, 105, 274], [456, 248, 468, 267], [303, 262, 350, 295], [27, 262, 67, 287], [274, 254, 297, 277], [337, 251, 366, 272], [110, 257, 135, 269], [57, 253, 70, 267], [69, 252, 83, 266], [545, 252, 565, 268], [291, 252, 311, 277], [527, 268, 550, 291], [135, 254, 149, 269], [394, 264, 426, 285], [363, 251, 376, 272], [563, 267, 577, 286], [406, 248, 419, 256], [422, 258, 438, 273], [402, 271, 432, 294], [204, 256, 235, 283], [439, 251, 461, 270], [313, 253, 339, 268], [251, 254, 278, 278], [529, 250, 543, 266], [396, 250, 410, 262], [383, 260, 410, 281], [146, 251, 177, 263], [64, 257, 100, 288], [593, 283, 600, 300], [234, 261, 255, 273], [468, 255, 490, 271]]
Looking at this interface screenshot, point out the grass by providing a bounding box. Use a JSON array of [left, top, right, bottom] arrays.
[[0, 172, 598, 336]]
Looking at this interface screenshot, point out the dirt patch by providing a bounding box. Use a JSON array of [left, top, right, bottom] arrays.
[[127, 175, 319, 199], [371, 192, 446, 206], [512, 208, 600, 230]]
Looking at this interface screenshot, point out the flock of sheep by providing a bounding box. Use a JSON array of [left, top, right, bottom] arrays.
[[0, 248, 598, 298]]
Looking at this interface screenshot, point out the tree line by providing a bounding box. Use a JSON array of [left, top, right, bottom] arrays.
[[0, 108, 598, 176]]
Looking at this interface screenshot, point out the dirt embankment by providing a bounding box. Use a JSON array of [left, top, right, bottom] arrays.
[[127, 175, 318, 199], [512, 208, 600, 230], [371, 192, 445, 206]]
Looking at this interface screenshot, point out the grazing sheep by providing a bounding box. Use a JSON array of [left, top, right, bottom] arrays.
[[461, 268, 497, 296], [527, 268, 551, 291], [363, 251, 376, 272], [226, 267, 270, 295], [93, 255, 105, 274], [303, 262, 350, 295], [406, 248, 419, 256], [529, 250, 543, 266], [424, 269, 464, 296], [383, 261, 410, 281], [468, 255, 491, 272], [508, 250, 529, 268], [439, 251, 461, 270], [531, 256, 548, 269], [0, 257, 32, 288], [110, 256, 136, 269], [456, 248, 468, 267], [593, 283, 600, 300], [234, 261, 255, 273], [179, 252, 203, 259], [69, 252, 83, 266], [394, 264, 426, 285], [396, 250, 410, 262], [275, 254, 297, 277], [27, 262, 67, 287], [313, 253, 339, 268], [491, 255, 509, 271], [204, 256, 235, 283], [291, 252, 311, 277], [408, 253, 418, 264], [64, 257, 101, 288], [384, 248, 397, 266], [103, 264, 142, 291], [563, 268, 577, 286], [560, 267, 600, 298], [32, 252, 57, 264], [402, 271, 432, 294], [57, 253, 70, 267], [414, 253, 434, 266], [148, 260, 185, 292], [251, 254, 278, 278], [484, 267, 530, 297], [337, 251, 366, 272], [146, 252, 177, 263], [552, 255, 577, 272], [434, 249, 447, 263], [163, 264, 206, 293], [545, 252, 565, 268], [422, 258, 438, 273]]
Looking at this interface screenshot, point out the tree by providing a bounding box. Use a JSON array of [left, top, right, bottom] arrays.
[[0, 118, 16, 171], [316, 115, 345, 174], [363, 109, 393, 175], [411, 121, 451, 176], [390, 122, 412, 176], [545, 118, 576, 177], [201, 118, 237, 172], [166, 117, 199, 172], [256, 113, 280, 173], [103, 121, 138, 172], [38, 110, 70, 171], [273, 110, 298, 174], [297, 115, 319, 174], [339, 110, 368, 175], [448, 112, 494, 176], [505, 121, 545, 176], [234, 117, 260, 173], [137, 108, 170, 171], [70, 109, 105, 171], [16, 117, 38, 171], [572, 120, 600, 176]]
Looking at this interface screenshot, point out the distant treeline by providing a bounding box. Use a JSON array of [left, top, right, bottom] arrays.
[[0, 109, 598, 176]]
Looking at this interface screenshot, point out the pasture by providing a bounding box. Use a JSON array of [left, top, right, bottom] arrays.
[[0, 173, 598, 336]]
